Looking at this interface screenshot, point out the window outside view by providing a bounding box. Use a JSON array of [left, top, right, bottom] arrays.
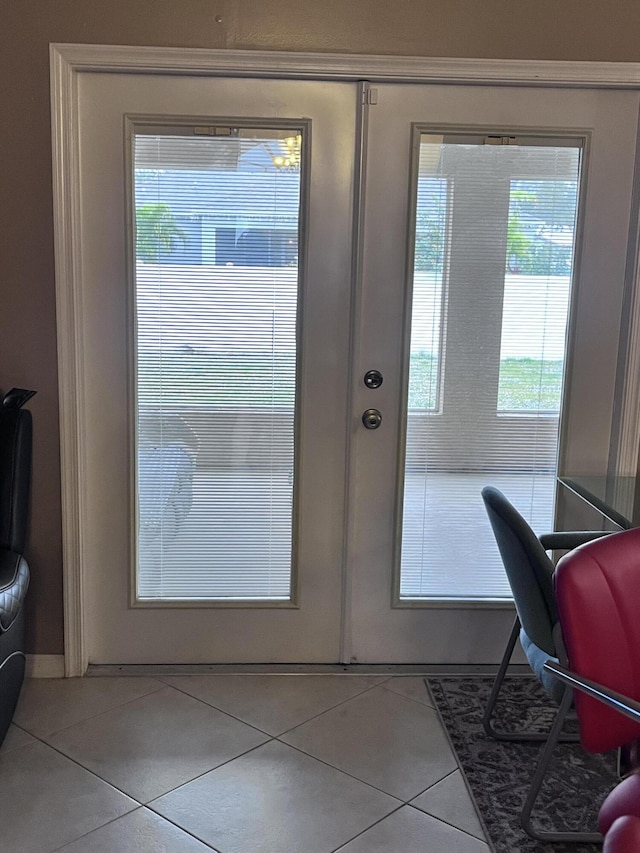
[[400, 139, 581, 600], [498, 180, 577, 412], [134, 129, 301, 602], [407, 176, 577, 414], [133, 128, 581, 605]]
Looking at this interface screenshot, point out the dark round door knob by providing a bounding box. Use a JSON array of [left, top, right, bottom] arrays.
[[362, 409, 382, 429], [363, 370, 383, 389]]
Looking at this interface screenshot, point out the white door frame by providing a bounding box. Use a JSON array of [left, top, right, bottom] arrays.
[[51, 43, 640, 676]]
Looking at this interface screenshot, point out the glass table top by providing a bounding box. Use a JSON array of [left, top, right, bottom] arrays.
[[559, 475, 639, 529]]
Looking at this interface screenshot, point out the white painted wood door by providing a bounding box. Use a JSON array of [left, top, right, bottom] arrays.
[[77, 72, 356, 663], [347, 84, 639, 662]]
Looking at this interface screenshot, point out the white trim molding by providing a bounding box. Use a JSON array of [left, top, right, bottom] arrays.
[[51, 45, 88, 677], [26, 655, 66, 679], [50, 43, 640, 677], [51, 44, 640, 87]]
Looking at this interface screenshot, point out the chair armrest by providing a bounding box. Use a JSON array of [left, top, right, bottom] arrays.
[[539, 531, 613, 551], [543, 660, 640, 723]]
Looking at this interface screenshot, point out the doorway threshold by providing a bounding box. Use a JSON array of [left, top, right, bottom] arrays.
[[86, 663, 532, 677]]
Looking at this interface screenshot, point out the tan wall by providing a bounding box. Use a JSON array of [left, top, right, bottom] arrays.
[[3, 0, 640, 654]]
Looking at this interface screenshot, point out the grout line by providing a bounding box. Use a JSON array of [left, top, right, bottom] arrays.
[[161, 674, 389, 738], [49, 808, 145, 852], [411, 766, 458, 798], [14, 691, 278, 810], [19, 681, 402, 808], [31, 677, 423, 795], [36, 723, 277, 812], [150, 681, 276, 738], [24, 733, 145, 803], [136, 807, 224, 853], [329, 803, 490, 851], [406, 802, 490, 845], [272, 736, 409, 803], [328, 802, 407, 852], [380, 680, 436, 710], [0, 722, 39, 757], [273, 679, 394, 737], [49, 805, 223, 852], [145, 738, 278, 804], [14, 679, 167, 739]]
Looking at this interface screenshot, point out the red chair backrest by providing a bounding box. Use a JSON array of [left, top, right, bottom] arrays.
[[555, 527, 640, 753]]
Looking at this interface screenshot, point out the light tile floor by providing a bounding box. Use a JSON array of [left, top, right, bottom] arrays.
[[1, 675, 491, 852]]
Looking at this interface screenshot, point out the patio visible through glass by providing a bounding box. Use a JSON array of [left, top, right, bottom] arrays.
[[400, 136, 581, 600], [134, 127, 302, 602]]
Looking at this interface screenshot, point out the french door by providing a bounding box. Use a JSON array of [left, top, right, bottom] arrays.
[[348, 84, 639, 662], [74, 70, 639, 663], [77, 74, 356, 663]]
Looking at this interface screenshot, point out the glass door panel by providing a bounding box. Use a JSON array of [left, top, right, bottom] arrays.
[[133, 125, 303, 603], [400, 136, 582, 601]]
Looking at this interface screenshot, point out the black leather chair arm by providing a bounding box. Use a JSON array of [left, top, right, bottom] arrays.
[[0, 406, 32, 554], [0, 549, 29, 633], [539, 531, 612, 551]]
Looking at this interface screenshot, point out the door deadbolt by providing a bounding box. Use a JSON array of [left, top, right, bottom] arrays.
[[363, 370, 383, 389], [362, 409, 382, 429]]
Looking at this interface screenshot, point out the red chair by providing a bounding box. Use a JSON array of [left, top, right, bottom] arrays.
[[603, 818, 640, 853], [541, 526, 640, 851], [542, 663, 640, 852], [482, 486, 610, 841]]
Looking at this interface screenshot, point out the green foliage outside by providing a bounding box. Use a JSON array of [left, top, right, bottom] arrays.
[[496, 357, 563, 411], [506, 189, 536, 273], [138, 350, 297, 406], [505, 189, 574, 276], [136, 203, 186, 262], [139, 348, 562, 412], [407, 351, 563, 412], [414, 226, 444, 273], [407, 351, 440, 409], [414, 180, 577, 275]]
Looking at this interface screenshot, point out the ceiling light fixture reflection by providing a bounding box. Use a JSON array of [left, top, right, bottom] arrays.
[[272, 135, 302, 170]]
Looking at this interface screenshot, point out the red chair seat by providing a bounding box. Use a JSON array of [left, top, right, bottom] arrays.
[[599, 771, 640, 835], [603, 815, 640, 853]]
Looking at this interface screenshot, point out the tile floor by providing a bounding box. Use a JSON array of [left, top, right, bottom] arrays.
[[1, 675, 491, 852]]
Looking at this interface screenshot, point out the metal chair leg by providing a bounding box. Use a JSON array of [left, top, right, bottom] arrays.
[[520, 686, 602, 843], [483, 615, 579, 743], [483, 616, 521, 739]]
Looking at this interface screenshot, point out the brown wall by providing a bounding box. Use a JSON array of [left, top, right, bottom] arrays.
[[3, 0, 640, 655]]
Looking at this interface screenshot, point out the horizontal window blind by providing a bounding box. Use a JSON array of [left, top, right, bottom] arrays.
[[408, 176, 447, 411], [133, 127, 303, 602], [400, 136, 582, 600]]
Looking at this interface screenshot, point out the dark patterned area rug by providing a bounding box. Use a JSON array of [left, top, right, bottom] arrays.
[[427, 676, 618, 853]]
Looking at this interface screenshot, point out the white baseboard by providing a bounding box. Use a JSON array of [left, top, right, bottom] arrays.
[[26, 655, 65, 678]]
